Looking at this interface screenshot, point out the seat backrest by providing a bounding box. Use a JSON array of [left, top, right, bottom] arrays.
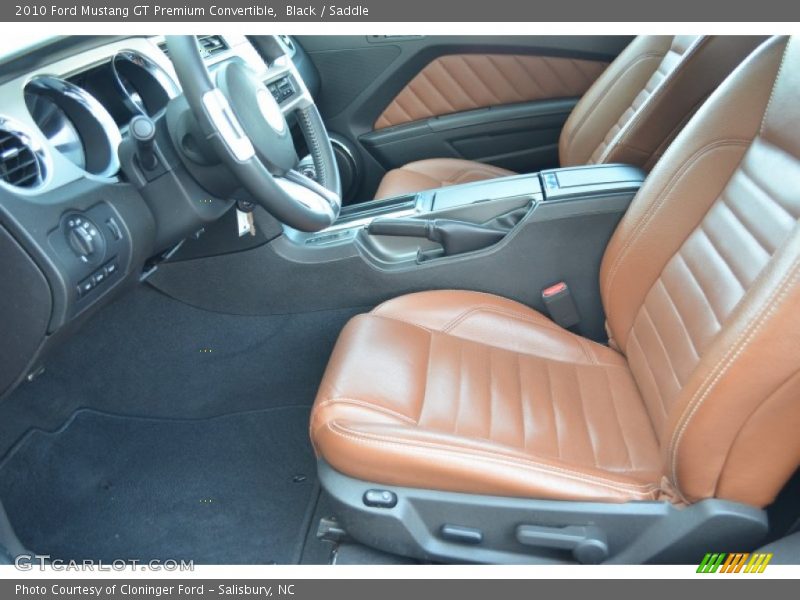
[[559, 35, 766, 171], [599, 36, 800, 508]]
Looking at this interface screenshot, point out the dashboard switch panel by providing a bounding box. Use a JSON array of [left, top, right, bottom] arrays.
[[77, 259, 118, 298], [47, 202, 131, 312]]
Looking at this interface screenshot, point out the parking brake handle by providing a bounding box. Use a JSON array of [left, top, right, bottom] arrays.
[[367, 218, 508, 257]]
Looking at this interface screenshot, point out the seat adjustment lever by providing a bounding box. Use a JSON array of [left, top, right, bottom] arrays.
[[515, 524, 609, 564]]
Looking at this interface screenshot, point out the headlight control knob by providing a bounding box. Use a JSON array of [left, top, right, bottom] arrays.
[[65, 216, 100, 261]]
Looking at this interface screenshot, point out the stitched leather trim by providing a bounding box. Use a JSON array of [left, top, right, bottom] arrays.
[[759, 38, 792, 135], [668, 256, 800, 492], [597, 37, 707, 163], [367, 310, 626, 368], [327, 420, 660, 497], [603, 139, 752, 330], [563, 51, 664, 156], [374, 54, 608, 130], [314, 397, 418, 425]]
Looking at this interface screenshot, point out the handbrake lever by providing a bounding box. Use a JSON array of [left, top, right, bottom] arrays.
[[367, 217, 507, 257]]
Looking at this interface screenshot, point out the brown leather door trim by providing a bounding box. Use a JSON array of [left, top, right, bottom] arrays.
[[374, 53, 608, 130]]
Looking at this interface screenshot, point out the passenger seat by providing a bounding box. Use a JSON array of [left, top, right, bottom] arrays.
[[375, 36, 765, 199]]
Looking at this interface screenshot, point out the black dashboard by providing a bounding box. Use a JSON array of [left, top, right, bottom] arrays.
[[0, 34, 314, 399]]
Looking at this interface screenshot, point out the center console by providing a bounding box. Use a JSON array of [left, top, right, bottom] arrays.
[[154, 162, 646, 345], [287, 163, 645, 269]]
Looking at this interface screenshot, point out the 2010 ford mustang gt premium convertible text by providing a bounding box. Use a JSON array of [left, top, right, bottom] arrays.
[[0, 34, 798, 565]]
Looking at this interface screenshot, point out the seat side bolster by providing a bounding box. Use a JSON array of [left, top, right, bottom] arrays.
[[600, 37, 785, 354], [559, 36, 671, 167], [667, 239, 800, 507], [600, 36, 767, 167]]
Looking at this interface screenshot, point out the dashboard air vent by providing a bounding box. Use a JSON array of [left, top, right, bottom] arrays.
[[0, 126, 44, 189], [197, 35, 229, 58], [158, 37, 229, 60]]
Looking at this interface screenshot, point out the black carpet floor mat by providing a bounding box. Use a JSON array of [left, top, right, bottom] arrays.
[[0, 407, 318, 564], [0, 285, 363, 460]]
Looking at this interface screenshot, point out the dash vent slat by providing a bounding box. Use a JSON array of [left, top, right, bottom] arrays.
[[0, 126, 44, 189]]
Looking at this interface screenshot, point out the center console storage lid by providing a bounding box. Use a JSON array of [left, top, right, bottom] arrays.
[[540, 164, 645, 201], [432, 173, 542, 210]]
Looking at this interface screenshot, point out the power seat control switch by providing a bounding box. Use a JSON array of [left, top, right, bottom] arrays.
[[440, 524, 483, 545], [363, 489, 397, 508]]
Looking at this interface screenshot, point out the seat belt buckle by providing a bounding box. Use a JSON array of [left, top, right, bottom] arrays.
[[542, 281, 580, 329]]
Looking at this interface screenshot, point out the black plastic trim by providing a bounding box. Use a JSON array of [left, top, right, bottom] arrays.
[[318, 460, 769, 565], [360, 99, 577, 174]]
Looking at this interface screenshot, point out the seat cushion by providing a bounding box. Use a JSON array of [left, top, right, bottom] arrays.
[[311, 290, 662, 502], [374, 158, 515, 199]]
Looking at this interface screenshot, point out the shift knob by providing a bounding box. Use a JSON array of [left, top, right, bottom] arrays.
[[130, 115, 158, 170]]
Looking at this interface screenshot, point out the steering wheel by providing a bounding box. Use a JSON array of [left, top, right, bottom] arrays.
[[165, 35, 342, 232]]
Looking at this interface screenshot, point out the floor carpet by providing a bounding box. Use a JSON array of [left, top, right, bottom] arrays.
[[0, 407, 318, 564]]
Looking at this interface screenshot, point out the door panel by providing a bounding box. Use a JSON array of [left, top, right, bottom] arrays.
[[294, 35, 633, 202], [362, 99, 577, 175], [373, 54, 607, 130]]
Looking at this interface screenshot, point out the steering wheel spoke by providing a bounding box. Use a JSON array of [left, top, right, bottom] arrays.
[[276, 173, 339, 218], [284, 169, 341, 207], [165, 35, 341, 232]]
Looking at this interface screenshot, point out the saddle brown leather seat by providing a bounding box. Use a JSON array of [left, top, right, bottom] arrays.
[[375, 36, 764, 199], [313, 37, 800, 508]]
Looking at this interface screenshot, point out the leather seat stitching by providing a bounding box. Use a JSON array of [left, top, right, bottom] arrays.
[[327, 421, 660, 495], [443, 308, 600, 365], [372, 290, 524, 315], [563, 50, 665, 153], [367, 313, 435, 332], [382, 164, 511, 193], [401, 163, 511, 182], [391, 168, 441, 188], [600, 37, 706, 163], [603, 139, 751, 318], [368, 310, 627, 368], [578, 338, 601, 365], [417, 331, 434, 425], [668, 257, 800, 490], [602, 367, 634, 470], [441, 305, 557, 333], [314, 397, 417, 425], [759, 38, 792, 135], [447, 167, 512, 184]]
